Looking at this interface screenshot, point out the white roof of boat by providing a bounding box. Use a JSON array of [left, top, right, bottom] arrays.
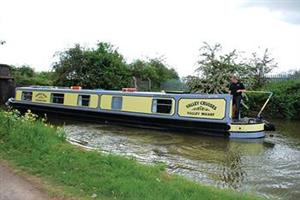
[[17, 86, 230, 98], [18, 86, 164, 94]]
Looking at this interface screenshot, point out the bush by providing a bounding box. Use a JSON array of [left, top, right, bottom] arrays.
[[11, 65, 54, 86], [244, 79, 300, 119]]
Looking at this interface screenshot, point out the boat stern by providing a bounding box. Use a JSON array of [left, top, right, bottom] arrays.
[[229, 122, 265, 139]]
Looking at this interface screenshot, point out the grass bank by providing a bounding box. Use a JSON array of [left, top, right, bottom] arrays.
[[0, 110, 261, 200]]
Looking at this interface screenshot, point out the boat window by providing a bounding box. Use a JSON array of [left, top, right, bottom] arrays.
[[111, 96, 122, 110], [78, 95, 90, 107], [152, 99, 172, 114], [22, 91, 32, 101], [51, 93, 64, 104]]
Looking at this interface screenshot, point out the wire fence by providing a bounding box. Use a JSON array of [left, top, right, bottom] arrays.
[[266, 73, 300, 82], [161, 79, 188, 91]]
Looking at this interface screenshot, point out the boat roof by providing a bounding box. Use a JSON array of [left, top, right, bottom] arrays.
[[17, 86, 230, 98]]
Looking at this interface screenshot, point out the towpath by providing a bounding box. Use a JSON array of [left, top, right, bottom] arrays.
[[0, 163, 49, 200]]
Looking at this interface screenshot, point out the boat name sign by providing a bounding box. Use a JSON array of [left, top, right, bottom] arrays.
[[179, 99, 226, 120], [33, 92, 50, 103]]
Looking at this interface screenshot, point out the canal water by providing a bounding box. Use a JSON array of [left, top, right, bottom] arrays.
[[63, 120, 300, 200]]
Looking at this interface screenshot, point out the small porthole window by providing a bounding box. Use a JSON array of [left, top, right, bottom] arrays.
[[152, 99, 172, 114], [22, 91, 32, 101], [51, 93, 64, 104], [78, 95, 90, 107], [111, 96, 122, 110]]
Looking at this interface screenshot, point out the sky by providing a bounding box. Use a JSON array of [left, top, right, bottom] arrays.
[[0, 0, 300, 77]]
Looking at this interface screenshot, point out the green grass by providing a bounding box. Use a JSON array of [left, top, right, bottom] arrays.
[[0, 110, 262, 200]]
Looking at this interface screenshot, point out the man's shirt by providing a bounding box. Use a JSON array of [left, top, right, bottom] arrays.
[[229, 82, 245, 97]]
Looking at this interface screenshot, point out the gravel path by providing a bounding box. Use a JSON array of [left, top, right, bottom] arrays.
[[0, 163, 49, 200]]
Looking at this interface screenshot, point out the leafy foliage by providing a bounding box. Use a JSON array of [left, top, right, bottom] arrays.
[[245, 79, 300, 119], [10, 65, 53, 86], [53, 43, 132, 89], [129, 58, 179, 90], [247, 49, 278, 88], [185, 43, 245, 93], [185, 43, 277, 93], [10, 44, 179, 91], [52, 43, 179, 90]]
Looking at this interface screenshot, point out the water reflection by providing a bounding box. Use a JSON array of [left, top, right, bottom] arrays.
[[63, 121, 300, 200]]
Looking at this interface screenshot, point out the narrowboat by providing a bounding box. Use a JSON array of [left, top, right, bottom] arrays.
[[7, 86, 270, 139]]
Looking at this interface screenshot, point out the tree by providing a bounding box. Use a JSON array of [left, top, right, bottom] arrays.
[[0, 40, 5, 45], [247, 49, 278, 88], [185, 42, 277, 93], [148, 58, 179, 82], [52, 44, 87, 87], [129, 58, 179, 90], [12, 65, 34, 77], [53, 42, 132, 89], [185, 43, 246, 93], [11, 65, 53, 86]]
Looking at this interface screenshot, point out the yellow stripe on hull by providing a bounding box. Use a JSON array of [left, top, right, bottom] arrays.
[[229, 123, 264, 132]]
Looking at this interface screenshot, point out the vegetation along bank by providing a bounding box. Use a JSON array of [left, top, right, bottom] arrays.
[[244, 79, 300, 119], [0, 110, 262, 200]]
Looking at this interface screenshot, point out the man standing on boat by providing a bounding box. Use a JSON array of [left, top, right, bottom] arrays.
[[228, 75, 246, 120]]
